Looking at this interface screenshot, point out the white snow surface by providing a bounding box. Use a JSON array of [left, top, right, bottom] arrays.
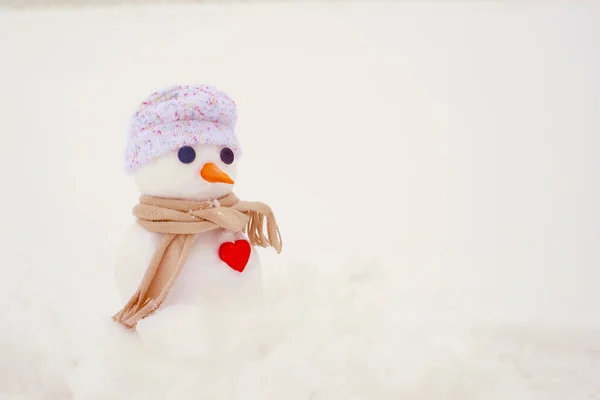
[[1, 2, 600, 399]]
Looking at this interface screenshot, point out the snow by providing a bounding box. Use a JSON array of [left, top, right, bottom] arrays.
[[1, 2, 599, 399]]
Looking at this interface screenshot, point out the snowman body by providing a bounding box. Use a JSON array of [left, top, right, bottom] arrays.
[[115, 224, 262, 309]]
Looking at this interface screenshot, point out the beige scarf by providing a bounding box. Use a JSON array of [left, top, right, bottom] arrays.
[[112, 192, 282, 329]]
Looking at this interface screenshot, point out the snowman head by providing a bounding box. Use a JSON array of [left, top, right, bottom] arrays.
[[134, 143, 237, 201], [124, 85, 242, 200]]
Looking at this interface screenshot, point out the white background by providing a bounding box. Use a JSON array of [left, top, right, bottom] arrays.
[[1, 2, 599, 399]]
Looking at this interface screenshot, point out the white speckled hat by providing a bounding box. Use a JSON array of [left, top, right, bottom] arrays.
[[125, 84, 241, 173]]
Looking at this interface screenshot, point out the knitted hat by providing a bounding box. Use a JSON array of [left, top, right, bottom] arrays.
[[125, 84, 241, 173]]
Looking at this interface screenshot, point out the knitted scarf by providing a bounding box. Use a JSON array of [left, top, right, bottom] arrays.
[[112, 192, 282, 329]]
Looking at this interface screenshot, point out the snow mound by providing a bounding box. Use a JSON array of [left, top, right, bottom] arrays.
[[1, 251, 599, 399], [66, 263, 600, 398]]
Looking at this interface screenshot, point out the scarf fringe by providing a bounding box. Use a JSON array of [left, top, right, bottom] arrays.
[[245, 210, 282, 253], [112, 293, 156, 328]]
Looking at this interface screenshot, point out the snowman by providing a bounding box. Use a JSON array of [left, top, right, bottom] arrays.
[[112, 85, 282, 331]]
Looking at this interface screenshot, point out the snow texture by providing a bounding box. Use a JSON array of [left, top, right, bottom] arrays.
[[1, 2, 599, 399]]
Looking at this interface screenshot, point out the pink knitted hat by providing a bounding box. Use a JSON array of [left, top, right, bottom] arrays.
[[125, 84, 241, 173]]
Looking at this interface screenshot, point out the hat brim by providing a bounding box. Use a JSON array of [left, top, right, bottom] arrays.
[[125, 120, 241, 173]]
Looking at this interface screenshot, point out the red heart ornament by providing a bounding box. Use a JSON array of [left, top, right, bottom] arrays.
[[218, 239, 251, 273]]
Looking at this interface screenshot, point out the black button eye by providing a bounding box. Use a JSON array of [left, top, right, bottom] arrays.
[[178, 146, 196, 164], [220, 147, 234, 165]]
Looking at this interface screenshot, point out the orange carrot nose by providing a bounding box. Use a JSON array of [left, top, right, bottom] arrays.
[[200, 163, 234, 184]]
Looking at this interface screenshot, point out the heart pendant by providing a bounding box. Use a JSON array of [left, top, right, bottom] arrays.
[[218, 239, 251, 273]]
